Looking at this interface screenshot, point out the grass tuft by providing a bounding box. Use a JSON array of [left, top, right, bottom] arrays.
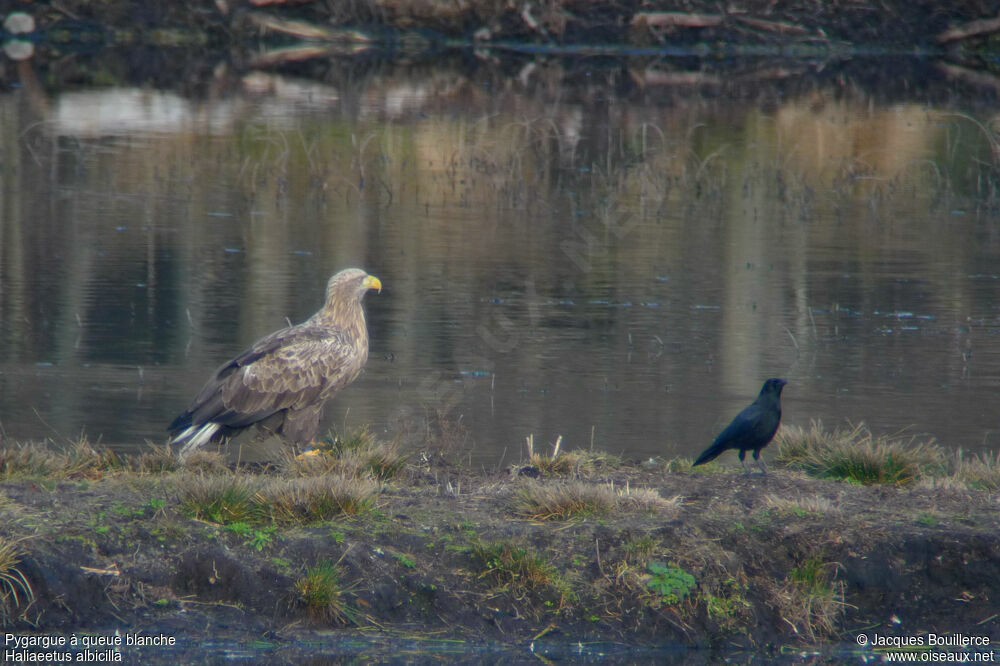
[[180, 473, 378, 528], [0, 442, 61, 479], [775, 421, 946, 485], [295, 561, 353, 624], [948, 448, 1000, 491], [514, 480, 681, 521], [470, 539, 574, 610], [0, 536, 33, 626], [777, 556, 847, 642], [179, 475, 266, 525], [0, 439, 125, 480], [133, 445, 181, 474], [520, 434, 621, 477], [614, 483, 683, 516], [282, 427, 406, 481], [179, 450, 229, 475], [514, 481, 615, 520], [263, 475, 379, 524], [764, 494, 839, 516]]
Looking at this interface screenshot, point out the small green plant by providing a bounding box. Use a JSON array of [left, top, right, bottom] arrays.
[[271, 557, 292, 570], [393, 552, 416, 568], [329, 529, 345, 543], [915, 512, 938, 527], [90, 510, 110, 535], [296, 561, 352, 624], [646, 562, 695, 605], [701, 577, 752, 630]]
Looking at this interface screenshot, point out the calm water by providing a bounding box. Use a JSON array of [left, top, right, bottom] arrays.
[[3, 60, 1000, 464]]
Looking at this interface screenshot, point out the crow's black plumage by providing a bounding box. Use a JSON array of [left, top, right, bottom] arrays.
[[692, 378, 787, 474]]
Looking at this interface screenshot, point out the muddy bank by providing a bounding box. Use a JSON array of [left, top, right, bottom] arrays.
[[1, 451, 998, 661]]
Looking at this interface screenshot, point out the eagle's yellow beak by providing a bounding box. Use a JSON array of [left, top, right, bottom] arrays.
[[364, 275, 382, 293]]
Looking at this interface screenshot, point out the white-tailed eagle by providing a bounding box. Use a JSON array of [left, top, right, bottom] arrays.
[[168, 268, 381, 458]]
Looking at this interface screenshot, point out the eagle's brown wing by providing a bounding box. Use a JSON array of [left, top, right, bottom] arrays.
[[179, 323, 365, 434]]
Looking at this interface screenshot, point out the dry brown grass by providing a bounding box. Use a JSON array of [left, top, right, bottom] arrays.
[[0, 438, 126, 480], [514, 481, 616, 520], [133, 445, 181, 474], [947, 448, 1000, 491], [519, 434, 622, 478], [763, 494, 840, 516], [178, 450, 229, 475], [514, 480, 681, 521]]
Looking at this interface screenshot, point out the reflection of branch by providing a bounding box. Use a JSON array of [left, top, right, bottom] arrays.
[[247, 12, 337, 39], [936, 15, 1000, 43], [632, 12, 808, 36], [247, 46, 340, 67], [630, 68, 722, 87], [733, 15, 808, 36], [632, 12, 724, 28]]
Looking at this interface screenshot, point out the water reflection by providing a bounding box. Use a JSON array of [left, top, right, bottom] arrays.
[[2, 58, 1000, 463]]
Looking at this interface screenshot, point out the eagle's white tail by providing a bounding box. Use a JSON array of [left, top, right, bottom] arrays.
[[170, 423, 221, 460]]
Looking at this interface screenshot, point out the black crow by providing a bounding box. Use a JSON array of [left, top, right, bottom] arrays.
[[692, 378, 787, 474]]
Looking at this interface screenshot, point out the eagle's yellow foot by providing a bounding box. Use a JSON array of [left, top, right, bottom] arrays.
[[295, 440, 334, 459], [295, 449, 323, 460]]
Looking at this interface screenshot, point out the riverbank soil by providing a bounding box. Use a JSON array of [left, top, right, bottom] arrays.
[[1, 449, 998, 657], [22, 0, 1000, 50]]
